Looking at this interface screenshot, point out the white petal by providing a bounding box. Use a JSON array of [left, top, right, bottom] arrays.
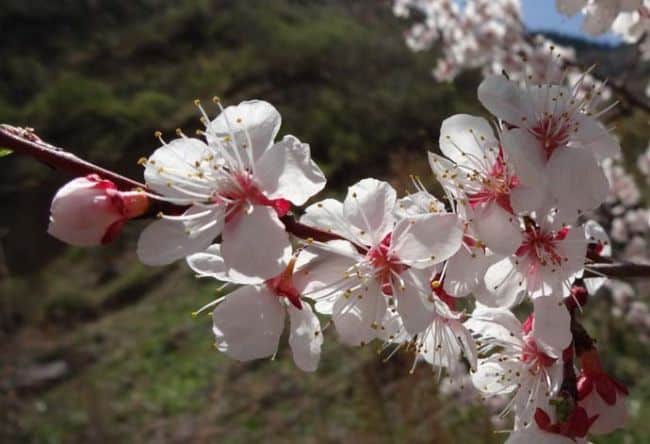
[[212, 285, 285, 361], [465, 306, 523, 346], [483, 258, 527, 308], [450, 320, 478, 371], [547, 148, 609, 219], [556, 0, 588, 17], [573, 114, 621, 161], [137, 206, 224, 266], [396, 269, 434, 335], [505, 428, 575, 444], [477, 75, 528, 125], [332, 281, 386, 346], [395, 190, 446, 218], [343, 178, 396, 245], [301, 198, 348, 235], [144, 138, 215, 199], [288, 302, 322, 372], [255, 135, 326, 205], [391, 213, 463, 267], [444, 248, 497, 298], [439, 114, 497, 167], [209, 100, 281, 162], [583, 2, 620, 35], [186, 243, 257, 284], [221, 205, 292, 283], [533, 295, 572, 357], [473, 203, 523, 256], [472, 357, 520, 395], [580, 390, 627, 434]]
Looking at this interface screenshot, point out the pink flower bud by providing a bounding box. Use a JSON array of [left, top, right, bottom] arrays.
[[48, 174, 149, 246]]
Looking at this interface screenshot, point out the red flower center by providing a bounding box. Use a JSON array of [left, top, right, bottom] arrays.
[[366, 233, 407, 295], [530, 115, 571, 160], [220, 171, 290, 222], [466, 147, 519, 214]]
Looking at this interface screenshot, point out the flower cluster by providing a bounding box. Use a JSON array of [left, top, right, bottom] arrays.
[[46, 72, 636, 442], [393, 0, 649, 100]]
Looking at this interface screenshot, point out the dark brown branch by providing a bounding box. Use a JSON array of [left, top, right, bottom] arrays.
[[0, 124, 146, 191]]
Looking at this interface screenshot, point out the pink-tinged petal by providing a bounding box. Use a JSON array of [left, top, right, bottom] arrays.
[[505, 428, 575, 444], [293, 242, 361, 314], [186, 243, 260, 285], [583, 2, 620, 35], [301, 198, 351, 240], [501, 128, 547, 201], [288, 302, 322, 372], [395, 190, 446, 217], [48, 177, 124, 247], [439, 114, 497, 166], [473, 203, 523, 256], [477, 75, 529, 125], [450, 321, 478, 371], [465, 306, 523, 345], [580, 389, 628, 435], [396, 269, 434, 335], [444, 248, 497, 298], [212, 285, 285, 361], [392, 213, 463, 267], [556, 0, 588, 16], [428, 152, 465, 199], [255, 135, 326, 206], [573, 114, 620, 161], [144, 137, 214, 199], [533, 295, 572, 357], [209, 100, 281, 162], [137, 206, 224, 266], [343, 179, 396, 245], [547, 148, 609, 219], [562, 224, 588, 274], [471, 357, 520, 395], [221, 204, 292, 283], [483, 258, 527, 308], [332, 281, 386, 346]]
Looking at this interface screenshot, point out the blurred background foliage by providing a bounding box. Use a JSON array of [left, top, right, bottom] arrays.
[[0, 1, 647, 443]]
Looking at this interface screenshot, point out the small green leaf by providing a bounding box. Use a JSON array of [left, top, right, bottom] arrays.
[[0, 148, 13, 158]]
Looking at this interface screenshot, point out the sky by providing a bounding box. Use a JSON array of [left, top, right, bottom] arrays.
[[521, 0, 622, 45]]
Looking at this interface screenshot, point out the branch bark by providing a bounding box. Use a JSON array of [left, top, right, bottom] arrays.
[[2, 123, 650, 280]]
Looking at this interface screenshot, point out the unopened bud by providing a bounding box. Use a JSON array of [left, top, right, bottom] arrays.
[[48, 174, 149, 246]]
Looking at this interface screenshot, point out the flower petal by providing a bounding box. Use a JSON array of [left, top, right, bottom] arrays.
[[212, 285, 285, 361], [477, 75, 528, 125], [547, 148, 609, 220], [209, 100, 281, 162], [396, 269, 434, 335], [439, 114, 497, 167], [533, 295, 572, 357], [332, 281, 386, 346], [473, 203, 523, 256], [144, 138, 215, 199], [392, 213, 463, 267], [444, 248, 497, 298], [288, 302, 322, 372], [343, 178, 396, 245], [221, 205, 292, 283], [137, 206, 224, 266], [574, 113, 620, 161], [255, 135, 326, 205]]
